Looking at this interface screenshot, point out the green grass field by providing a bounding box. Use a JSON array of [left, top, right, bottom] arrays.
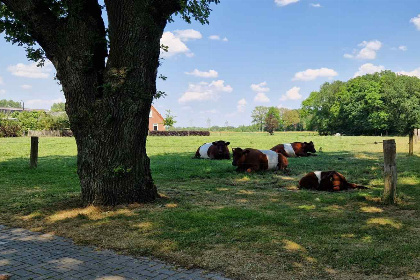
[[1, 132, 420, 280]]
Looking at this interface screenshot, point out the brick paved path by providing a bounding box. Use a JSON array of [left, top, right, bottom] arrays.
[[0, 225, 230, 280]]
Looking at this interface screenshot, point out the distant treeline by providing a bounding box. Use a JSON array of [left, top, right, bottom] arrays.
[[301, 71, 420, 135], [173, 124, 264, 132]]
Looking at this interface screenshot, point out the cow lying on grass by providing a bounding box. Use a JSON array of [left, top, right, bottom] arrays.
[[271, 141, 317, 157], [299, 171, 367, 191], [194, 141, 231, 159], [232, 148, 288, 172]]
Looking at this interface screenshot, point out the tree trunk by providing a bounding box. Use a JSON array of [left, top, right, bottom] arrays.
[[2, 0, 180, 206], [56, 1, 171, 205], [73, 99, 157, 205]]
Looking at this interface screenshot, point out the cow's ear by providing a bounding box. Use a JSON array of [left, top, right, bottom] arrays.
[[310, 141, 313, 144], [212, 142, 217, 145], [225, 142, 230, 146]]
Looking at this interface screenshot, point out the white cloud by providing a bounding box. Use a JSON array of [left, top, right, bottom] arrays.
[[344, 40, 382, 60], [354, 63, 385, 77], [398, 67, 420, 78], [21, 85, 32, 90], [7, 61, 53, 79], [0, 89, 5, 95], [209, 35, 220, 40], [251, 81, 270, 93], [410, 14, 420, 30], [160, 29, 202, 58], [251, 82, 270, 103], [185, 69, 218, 78], [200, 109, 218, 114], [254, 93, 270, 103], [310, 3, 321, 7], [292, 68, 338, 81], [173, 29, 202, 41], [178, 80, 233, 103], [275, 0, 299, 7], [237, 98, 247, 112], [398, 45, 408, 51], [25, 98, 64, 109], [280, 87, 302, 101], [209, 35, 228, 42], [0, 76, 3, 85]]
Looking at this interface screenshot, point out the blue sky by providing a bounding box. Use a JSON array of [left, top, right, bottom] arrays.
[[1, 0, 419, 127]]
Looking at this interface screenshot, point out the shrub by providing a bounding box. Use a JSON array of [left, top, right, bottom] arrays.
[[148, 131, 210, 136], [0, 120, 22, 137], [61, 129, 73, 137]]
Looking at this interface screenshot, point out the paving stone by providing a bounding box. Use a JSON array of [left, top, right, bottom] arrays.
[[0, 225, 229, 280]]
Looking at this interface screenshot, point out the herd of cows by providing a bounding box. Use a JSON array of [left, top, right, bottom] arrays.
[[194, 140, 366, 192]]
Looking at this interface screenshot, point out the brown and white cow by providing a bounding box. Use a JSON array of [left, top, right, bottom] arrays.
[[232, 148, 288, 172], [271, 141, 316, 157], [299, 171, 366, 191], [194, 141, 231, 159]]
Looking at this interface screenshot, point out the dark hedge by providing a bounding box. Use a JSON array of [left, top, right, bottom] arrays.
[[149, 131, 210, 136]]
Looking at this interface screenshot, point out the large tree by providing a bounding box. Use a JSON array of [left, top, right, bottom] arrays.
[[264, 106, 280, 134], [301, 71, 420, 136], [251, 106, 268, 132], [0, 0, 219, 205]]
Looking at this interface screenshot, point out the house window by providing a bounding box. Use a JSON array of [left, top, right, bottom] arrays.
[[153, 124, 158, 131]]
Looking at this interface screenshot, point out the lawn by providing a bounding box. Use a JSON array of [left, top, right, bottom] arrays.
[[1, 132, 420, 280]]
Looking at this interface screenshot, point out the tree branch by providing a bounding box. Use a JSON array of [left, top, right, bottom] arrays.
[[1, 0, 63, 59]]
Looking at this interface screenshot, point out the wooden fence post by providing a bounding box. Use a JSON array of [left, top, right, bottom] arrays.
[[383, 139, 396, 204], [30, 136, 39, 168], [409, 131, 414, 156]]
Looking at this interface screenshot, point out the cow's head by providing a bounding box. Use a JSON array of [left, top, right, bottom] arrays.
[[232, 147, 250, 166], [212, 140, 230, 156], [304, 141, 316, 153]]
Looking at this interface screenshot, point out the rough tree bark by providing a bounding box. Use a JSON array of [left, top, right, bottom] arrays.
[[2, 0, 180, 205]]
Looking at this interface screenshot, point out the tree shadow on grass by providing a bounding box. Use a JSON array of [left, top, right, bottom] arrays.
[[1, 150, 419, 212], [1, 152, 420, 279]]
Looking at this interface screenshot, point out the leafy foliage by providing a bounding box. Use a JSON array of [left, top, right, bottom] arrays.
[[50, 102, 65, 112], [251, 106, 303, 132], [0, 118, 22, 137], [0, 99, 22, 108], [176, 0, 220, 24], [301, 71, 420, 135], [0, 1, 219, 64], [163, 109, 177, 129], [251, 106, 269, 132], [264, 107, 281, 134], [10, 110, 70, 132]]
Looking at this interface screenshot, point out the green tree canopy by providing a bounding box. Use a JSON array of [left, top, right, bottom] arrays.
[[251, 106, 269, 132], [264, 107, 281, 134], [301, 71, 420, 135], [163, 109, 177, 129], [0, 99, 22, 108], [50, 102, 66, 112], [0, 0, 220, 206]]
